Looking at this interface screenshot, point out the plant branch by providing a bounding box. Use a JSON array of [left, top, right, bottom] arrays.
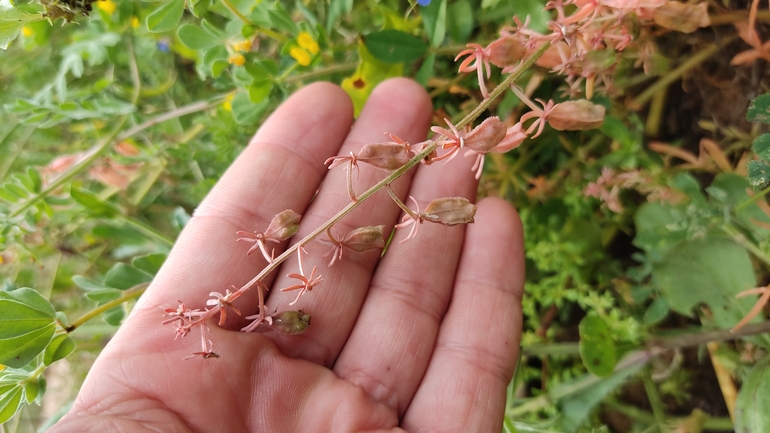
[[234, 42, 550, 297], [735, 184, 770, 213], [65, 285, 148, 333]]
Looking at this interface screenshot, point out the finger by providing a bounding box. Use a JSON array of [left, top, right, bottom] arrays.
[[401, 198, 525, 433], [264, 78, 433, 365], [332, 142, 479, 415], [129, 82, 353, 335]]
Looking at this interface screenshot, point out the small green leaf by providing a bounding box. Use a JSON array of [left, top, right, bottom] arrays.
[[747, 94, 770, 124], [643, 297, 669, 325], [736, 356, 770, 433], [447, 0, 473, 43], [103, 305, 125, 326], [27, 168, 42, 193], [72, 275, 114, 291], [421, 0, 447, 47], [363, 30, 428, 64], [415, 53, 435, 87], [44, 334, 76, 366], [747, 160, 770, 190], [578, 315, 617, 377], [189, 0, 210, 18], [231, 91, 269, 125], [104, 263, 153, 290], [132, 253, 167, 275], [84, 289, 122, 302], [178, 24, 219, 50], [0, 387, 22, 424], [23, 379, 40, 403], [248, 80, 272, 103], [752, 134, 770, 162], [70, 188, 119, 217], [267, 8, 298, 35], [146, 0, 185, 33]]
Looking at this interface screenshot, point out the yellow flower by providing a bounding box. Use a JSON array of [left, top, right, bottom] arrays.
[[297, 32, 319, 54], [222, 93, 234, 112], [228, 54, 246, 66], [21, 26, 34, 37], [234, 40, 252, 52], [289, 46, 311, 66], [130, 17, 140, 29], [96, 0, 117, 15]]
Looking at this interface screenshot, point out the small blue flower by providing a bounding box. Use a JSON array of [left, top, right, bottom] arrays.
[[417, 0, 431, 6], [157, 38, 171, 53]]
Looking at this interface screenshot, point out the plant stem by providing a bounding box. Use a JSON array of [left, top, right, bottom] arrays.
[[648, 320, 770, 349], [219, 0, 286, 42], [709, 10, 770, 25], [734, 184, 770, 213], [117, 98, 223, 142], [235, 42, 551, 297], [642, 369, 667, 430], [65, 285, 147, 333], [631, 43, 720, 107], [604, 398, 734, 430]]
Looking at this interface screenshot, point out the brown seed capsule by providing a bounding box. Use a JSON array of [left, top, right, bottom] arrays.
[[271, 310, 311, 335], [548, 100, 605, 131], [486, 35, 527, 69], [342, 225, 386, 253], [357, 143, 414, 171], [423, 197, 477, 226], [264, 210, 302, 241], [652, 1, 709, 34], [464, 117, 507, 154]]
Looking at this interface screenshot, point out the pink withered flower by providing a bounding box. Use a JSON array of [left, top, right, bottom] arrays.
[[324, 225, 386, 267], [491, 122, 528, 153], [455, 43, 494, 99], [206, 287, 242, 326], [281, 247, 322, 305], [511, 86, 556, 139], [237, 210, 301, 263]]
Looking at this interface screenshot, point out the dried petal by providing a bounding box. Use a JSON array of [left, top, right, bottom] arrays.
[[486, 35, 526, 69], [342, 225, 386, 253], [264, 210, 302, 241], [423, 197, 477, 226], [548, 100, 605, 131], [357, 143, 413, 171], [600, 0, 665, 8], [492, 122, 528, 153], [652, 2, 709, 34], [271, 310, 311, 335], [464, 117, 507, 153]]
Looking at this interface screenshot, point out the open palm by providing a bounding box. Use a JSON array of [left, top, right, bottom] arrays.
[[51, 79, 525, 433]]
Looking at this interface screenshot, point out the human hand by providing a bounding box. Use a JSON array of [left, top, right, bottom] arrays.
[[51, 78, 525, 433]]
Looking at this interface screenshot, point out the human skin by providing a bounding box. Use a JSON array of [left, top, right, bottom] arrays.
[[50, 78, 525, 433]]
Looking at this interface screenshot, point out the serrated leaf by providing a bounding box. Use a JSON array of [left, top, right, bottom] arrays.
[[178, 24, 219, 50], [578, 315, 617, 377], [735, 356, 770, 433], [0, 387, 22, 424], [747, 94, 770, 124], [752, 134, 770, 162], [363, 30, 428, 64], [146, 0, 185, 33], [132, 253, 167, 275], [43, 334, 75, 366], [104, 263, 152, 290], [747, 160, 770, 190], [421, 0, 446, 47]]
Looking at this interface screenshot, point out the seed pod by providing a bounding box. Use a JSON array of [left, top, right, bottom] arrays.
[[652, 1, 709, 34], [548, 100, 605, 131], [264, 210, 301, 241], [486, 35, 526, 69], [357, 143, 413, 171], [342, 225, 386, 253], [423, 197, 477, 226], [465, 117, 507, 154], [271, 310, 311, 335]]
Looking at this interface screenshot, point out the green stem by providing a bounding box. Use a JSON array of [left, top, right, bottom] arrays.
[[521, 342, 580, 356], [65, 285, 147, 333], [282, 62, 358, 83], [723, 223, 770, 268], [235, 42, 550, 297], [605, 398, 734, 431], [642, 369, 667, 430], [9, 116, 128, 217], [734, 184, 770, 213], [118, 215, 174, 247], [632, 43, 720, 107], [220, 0, 286, 42]]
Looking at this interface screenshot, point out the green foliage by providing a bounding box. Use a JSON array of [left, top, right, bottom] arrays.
[[735, 356, 770, 433], [363, 29, 428, 64], [578, 315, 617, 377], [0, 288, 56, 368]]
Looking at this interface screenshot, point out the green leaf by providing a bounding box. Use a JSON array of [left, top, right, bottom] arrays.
[[104, 263, 153, 290], [415, 53, 435, 87], [447, 0, 474, 43], [747, 160, 770, 190], [326, 0, 352, 32], [189, 0, 211, 18], [146, 0, 185, 33], [132, 253, 167, 275], [421, 0, 446, 48], [178, 24, 219, 50], [578, 315, 617, 377], [342, 41, 404, 116], [70, 188, 119, 218], [735, 356, 770, 433], [643, 297, 669, 325], [27, 168, 42, 193], [0, 387, 22, 424], [72, 275, 114, 291], [752, 134, 770, 162], [23, 379, 40, 403], [267, 8, 298, 35], [632, 202, 688, 257], [0, 0, 41, 50], [248, 80, 272, 103], [363, 30, 428, 64], [231, 91, 270, 125], [0, 288, 56, 368], [103, 305, 125, 326], [746, 94, 770, 124], [43, 334, 76, 366], [84, 289, 122, 302], [652, 236, 762, 333]]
